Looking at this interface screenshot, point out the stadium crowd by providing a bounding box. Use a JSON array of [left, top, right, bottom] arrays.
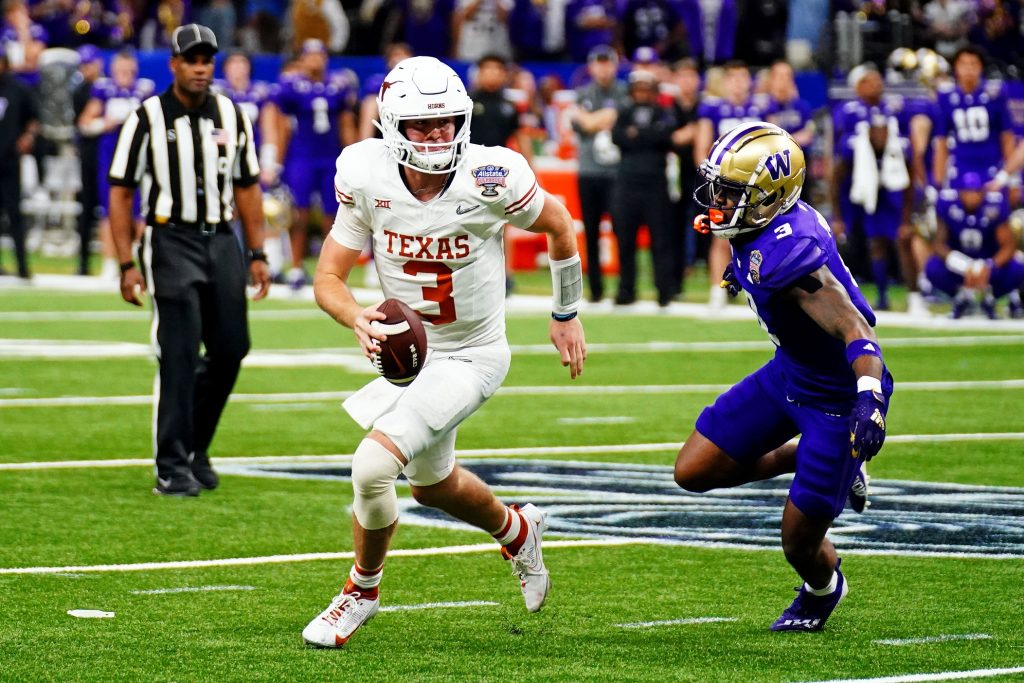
[[1, 0, 1024, 317]]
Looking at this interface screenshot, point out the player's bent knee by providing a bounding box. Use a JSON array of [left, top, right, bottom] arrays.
[[351, 438, 405, 530], [674, 432, 721, 492]]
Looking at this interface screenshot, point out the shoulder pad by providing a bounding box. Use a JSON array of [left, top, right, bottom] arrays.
[[984, 191, 1005, 203], [759, 236, 828, 290], [936, 82, 955, 94]]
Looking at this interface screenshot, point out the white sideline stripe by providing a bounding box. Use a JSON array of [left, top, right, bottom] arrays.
[[557, 416, 636, 425], [0, 539, 642, 575], [130, 585, 256, 595], [379, 601, 499, 613], [797, 666, 1024, 683], [873, 634, 992, 646], [2, 334, 1024, 362], [6, 379, 1024, 408], [4, 433, 1024, 471], [615, 617, 738, 628]]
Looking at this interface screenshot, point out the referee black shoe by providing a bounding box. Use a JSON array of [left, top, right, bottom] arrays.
[[153, 473, 201, 497], [189, 452, 220, 490]]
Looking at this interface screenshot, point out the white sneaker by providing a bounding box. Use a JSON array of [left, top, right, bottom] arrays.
[[906, 292, 930, 318], [502, 503, 551, 613], [302, 588, 380, 647]]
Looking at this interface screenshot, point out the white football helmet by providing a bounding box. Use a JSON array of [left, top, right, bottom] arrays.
[[374, 56, 473, 174]]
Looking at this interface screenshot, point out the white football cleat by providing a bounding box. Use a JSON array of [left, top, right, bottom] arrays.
[[302, 588, 380, 647], [503, 503, 551, 613]]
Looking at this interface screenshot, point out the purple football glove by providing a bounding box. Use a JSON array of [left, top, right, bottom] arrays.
[[850, 389, 887, 461], [720, 264, 741, 299]]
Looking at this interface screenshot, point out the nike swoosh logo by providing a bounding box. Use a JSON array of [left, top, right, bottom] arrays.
[[455, 204, 481, 215]]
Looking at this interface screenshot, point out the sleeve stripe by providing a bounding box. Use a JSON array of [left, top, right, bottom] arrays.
[[108, 110, 141, 181], [505, 183, 538, 214]]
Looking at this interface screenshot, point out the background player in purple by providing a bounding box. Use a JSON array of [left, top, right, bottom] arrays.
[[765, 60, 815, 149], [833, 112, 914, 311], [0, 0, 46, 85], [78, 49, 154, 280], [213, 51, 277, 184], [933, 46, 1015, 189], [694, 61, 776, 309], [268, 38, 357, 288], [680, 122, 892, 632], [926, 173, 1024, 319], [564, 0, 618, 64]]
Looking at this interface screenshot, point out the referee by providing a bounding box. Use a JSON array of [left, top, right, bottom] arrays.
[[110, 24, 271, 497]]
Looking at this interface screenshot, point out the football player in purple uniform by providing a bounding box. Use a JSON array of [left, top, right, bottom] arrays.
[[933, 46, 1016, 189], [925, 173, 1024, 318], [213, 51, 277, 183], [694, 61, 776, 309], [268, 39, 357, 288], [681, 122, 892, 632], [78, 49, 155, 280], [766, 60, 815, 149], [832, 112, 915, 311]]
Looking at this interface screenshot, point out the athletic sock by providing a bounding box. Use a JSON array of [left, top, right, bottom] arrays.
[[805, 570, 838, 596], [492, 506, 528, 555], [871, 259, 888, 300], [346, 563, 382, 598]]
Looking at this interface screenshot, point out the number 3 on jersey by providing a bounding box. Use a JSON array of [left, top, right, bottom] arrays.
[[404, 261, 457, 324]]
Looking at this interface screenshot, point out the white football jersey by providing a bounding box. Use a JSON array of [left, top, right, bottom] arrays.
[[331, 139, 544, 351]]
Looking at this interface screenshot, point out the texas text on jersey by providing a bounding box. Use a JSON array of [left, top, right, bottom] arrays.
[[330, 139, 542, 351]]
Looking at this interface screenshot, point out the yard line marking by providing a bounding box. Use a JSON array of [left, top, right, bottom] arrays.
[[5, 433, 1024, 471], [379, 601, 499, 613], [2, 334, 1024, 362], [557, 416, 636, 425], [615, 617, 738, 628], [130, 585, 256, 595], [873, 634, 992, 646], [796, 666, 1024, 683], [0, 539, 642, 575], [6, 379, 1024, 408]]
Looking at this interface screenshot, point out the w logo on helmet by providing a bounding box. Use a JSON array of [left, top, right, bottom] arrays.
[[765, 150, 792, 181]]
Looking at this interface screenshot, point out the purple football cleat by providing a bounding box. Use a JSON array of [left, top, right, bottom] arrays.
[[770, 561, 848, 632]]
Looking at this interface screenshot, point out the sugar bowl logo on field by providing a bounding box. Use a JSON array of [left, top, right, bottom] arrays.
[[237, 459, 1024, 558]]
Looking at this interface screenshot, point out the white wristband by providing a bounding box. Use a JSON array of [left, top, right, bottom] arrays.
[[259, 143, 280, 172], [993, 169, 1010, 189], [857, 376, 883, 394], [550, 253, 583, 316], [945, 250, 972, 276]]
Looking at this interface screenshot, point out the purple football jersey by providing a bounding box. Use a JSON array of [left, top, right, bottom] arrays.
[[698, 95, 777, 138], [92, 77, 156, 175], [213, 78, 276, 147], [833, 96, 912, 161], [934, 80, 1011, 181], [275, 71, 356, 162], [769, 97, 812, 137], [564, 0, 618, 62], [731, 200, 876, 407], [935, 188, 1009, 259]]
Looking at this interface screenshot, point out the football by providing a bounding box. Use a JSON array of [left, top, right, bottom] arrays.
[[370, 298, 428, 385]]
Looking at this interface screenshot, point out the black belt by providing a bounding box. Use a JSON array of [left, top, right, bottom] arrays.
[[154, 221, 231, 236]]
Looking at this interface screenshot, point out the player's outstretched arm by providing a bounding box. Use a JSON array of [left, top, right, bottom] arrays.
[[313, 236, 386, 358], [787, 265, 888, 460], [527, 191, 587, 379]]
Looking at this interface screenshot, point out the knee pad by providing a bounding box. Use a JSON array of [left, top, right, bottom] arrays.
[[350, 438, 405, 530]]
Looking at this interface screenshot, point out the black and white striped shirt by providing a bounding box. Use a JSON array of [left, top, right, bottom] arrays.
[[108, 87, 259, 226]]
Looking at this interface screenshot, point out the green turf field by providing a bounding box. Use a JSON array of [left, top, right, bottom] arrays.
[[2, 285, 1024, 682]]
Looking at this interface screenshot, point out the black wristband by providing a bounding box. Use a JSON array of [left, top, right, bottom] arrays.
[[551, 310, 578, 322], [247, 248, 268, 263], [119, 260, 136, 274]]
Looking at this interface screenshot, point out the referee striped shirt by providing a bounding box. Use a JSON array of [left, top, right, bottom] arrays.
[[108, 87, 259, 226]]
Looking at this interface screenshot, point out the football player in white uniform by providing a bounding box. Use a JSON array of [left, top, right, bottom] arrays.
[[303, 56, 587, 647]]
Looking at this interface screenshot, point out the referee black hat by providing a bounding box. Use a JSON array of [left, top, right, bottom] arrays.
[[171, 24, 218, 56]]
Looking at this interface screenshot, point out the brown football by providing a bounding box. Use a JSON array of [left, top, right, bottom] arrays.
[[371, 298, 428, 385]]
